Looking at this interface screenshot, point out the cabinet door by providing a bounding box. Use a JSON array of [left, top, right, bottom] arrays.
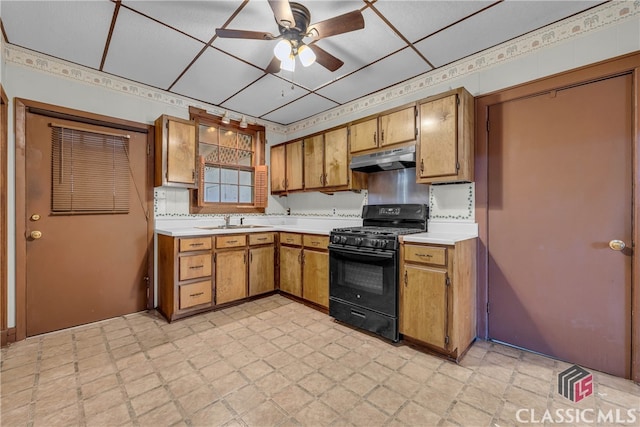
[[418, 94, 458, 179], [286, 140, 304, 191], [215, 249, 247, 304], [323, 127, 349, 188], [380, 106, 416, 148], [279, 246, 302, 297], [303, 135, 325, 190], [302, 249, 329, 308], [270, 144, 286, 193], [350, 118, 378, 153], [249, 246, 275, 296], [155, 115, 197, 188], [400, 264, 449, 349]]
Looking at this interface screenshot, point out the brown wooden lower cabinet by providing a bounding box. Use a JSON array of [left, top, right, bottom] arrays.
[[279, 232, 329, 309], [399, 239, 477, 360], [157, 232, 275, 322], [157, 234, 214, 322]]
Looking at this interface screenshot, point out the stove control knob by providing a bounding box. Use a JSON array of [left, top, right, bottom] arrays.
[[340, 236, 348, 244], [355, 237, 364, 245]]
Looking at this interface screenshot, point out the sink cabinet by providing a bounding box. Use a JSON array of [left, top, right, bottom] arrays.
[[416, 87, 474, 184], [215, 234, 247, 305], [157, 235, 213, 321], [399, 239, 477, 360], [249, 233, 276, 296], [154, 115, 198, 188]]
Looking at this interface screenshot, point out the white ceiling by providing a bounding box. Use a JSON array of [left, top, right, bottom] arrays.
[[1, 0, 604, 125]]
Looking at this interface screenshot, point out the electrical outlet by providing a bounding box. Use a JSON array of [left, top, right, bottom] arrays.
[[332, 208, 337, 216]]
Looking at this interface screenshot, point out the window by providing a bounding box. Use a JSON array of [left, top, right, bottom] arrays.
[[51, 124, 130, 214], [189, 107, 267, 214]]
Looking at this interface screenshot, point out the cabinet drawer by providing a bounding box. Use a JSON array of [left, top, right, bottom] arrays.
[[303, 234, 329, 249], [179, 254, 212, 280], [249, 232, 275, 245], [179, 236, 212, 252], [404, 245, 447, 266], [179, 280, 212, 309], [280, 232, 302, 246], [216, 235, 247, 248]]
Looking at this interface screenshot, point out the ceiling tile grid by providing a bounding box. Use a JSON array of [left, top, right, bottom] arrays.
[[1, 0, 612, 125]]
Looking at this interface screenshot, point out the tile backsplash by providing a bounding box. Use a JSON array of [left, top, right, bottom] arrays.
[[155, 182, 475, 222]]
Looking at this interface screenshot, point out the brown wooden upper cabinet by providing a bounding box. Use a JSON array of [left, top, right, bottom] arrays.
[[416, 87, 474, 184], [350, 106, 417, 154], [270, 140, 303, 194], [304, 127, 351, 190], [154, 115, 198, 188]]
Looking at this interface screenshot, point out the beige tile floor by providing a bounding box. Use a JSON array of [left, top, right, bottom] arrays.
[[1, 294, 638, 427]]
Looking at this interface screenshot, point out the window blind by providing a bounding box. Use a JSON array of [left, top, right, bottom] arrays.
[[51, 125, 130, 214]]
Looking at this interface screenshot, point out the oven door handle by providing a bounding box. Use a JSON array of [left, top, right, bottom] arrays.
[[328, 244, 395, 260]]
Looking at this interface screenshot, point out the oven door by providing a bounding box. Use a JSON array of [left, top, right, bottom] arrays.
[[328, 244, 397, 316]]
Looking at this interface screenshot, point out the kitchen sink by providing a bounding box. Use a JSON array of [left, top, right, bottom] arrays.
[[196, 224, 270, 230]]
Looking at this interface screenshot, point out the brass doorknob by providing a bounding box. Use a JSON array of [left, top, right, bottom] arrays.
[[30, 230, 42, 240], [609, 240, 626, 251]]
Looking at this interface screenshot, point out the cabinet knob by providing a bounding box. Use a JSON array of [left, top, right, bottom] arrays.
[[30, 230, 43, 240], [609, 240, 626, 251]]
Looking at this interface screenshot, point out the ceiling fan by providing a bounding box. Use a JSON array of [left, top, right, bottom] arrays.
[[215, 0, 365, 73]]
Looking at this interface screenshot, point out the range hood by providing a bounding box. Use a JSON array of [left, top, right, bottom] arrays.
[[350, 145, 416, 173]]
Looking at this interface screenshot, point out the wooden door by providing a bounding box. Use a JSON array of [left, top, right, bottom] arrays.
[[418, 94, 458, 179], [215, 249, 247, 304], [400, 264, 448, 349], [270, 144, 286, 193], [380, 106, 415, 148], [350, 118, 378, 153], [303, 135, 325, 190], [285, 140, 304, 191], [302, 249, 328, 307], [279, 246, 302, 297], [25, 112, 149, 337], [488, 74, 632, 377], [249, 246, 275, 296], [324, 127, 349, 188]]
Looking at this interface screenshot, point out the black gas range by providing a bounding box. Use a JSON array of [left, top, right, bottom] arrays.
[[328, 204, 428, 341]]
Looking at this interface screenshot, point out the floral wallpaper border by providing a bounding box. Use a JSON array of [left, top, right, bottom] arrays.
[[4, 1, 638, 136]]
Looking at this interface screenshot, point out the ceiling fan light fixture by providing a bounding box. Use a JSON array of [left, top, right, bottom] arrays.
[[280, 54, 296, 72], [273, 39, 292, 61], [221, 111, 230, 125], [298, 44, 316, 67]]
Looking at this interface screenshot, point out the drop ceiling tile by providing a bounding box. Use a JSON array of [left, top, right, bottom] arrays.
[[262, 94, 339, 125], [414, 0, 603, 68], [103, 7, 206, 89], [317, 48, 431, 104], [221, 74, 310, 118], [2, 0, 115, 69], [372, 0, 495, 43], [171, 47, 265, 105], [121, 0, 243, 43]]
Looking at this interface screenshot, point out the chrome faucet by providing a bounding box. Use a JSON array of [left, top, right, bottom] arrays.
[[224, 214, 231, 227]]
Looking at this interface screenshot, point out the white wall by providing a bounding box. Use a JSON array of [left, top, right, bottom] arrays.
[[2, 1, 639, 328]]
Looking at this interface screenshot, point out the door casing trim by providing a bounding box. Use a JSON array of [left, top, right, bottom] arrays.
[[475, 51, 640, 381], [14, 98, 155, 342]]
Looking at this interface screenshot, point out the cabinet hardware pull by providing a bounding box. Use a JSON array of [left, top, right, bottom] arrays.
[[320, 174, 323, 184], [189, 292, 204, 297], [381, 130, 384, 142], [416, 253, 432, 258], [189, 243, 204, 247], [373, 131, 376, 143], [226, 240, 238, 244], [420, 158, 424, 173], [250, 252, 253, 263], [257, 237, 267, 241], [404, 270, 408, 286], [189, 265, 204, 269]]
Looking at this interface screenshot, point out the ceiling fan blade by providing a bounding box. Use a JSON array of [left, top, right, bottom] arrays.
[[265, 56, 282, 74], [307, 10, 365, 40], [215, 28, 277, 40], [268, 0, 295, 29], [309, 44, 344, 72]]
